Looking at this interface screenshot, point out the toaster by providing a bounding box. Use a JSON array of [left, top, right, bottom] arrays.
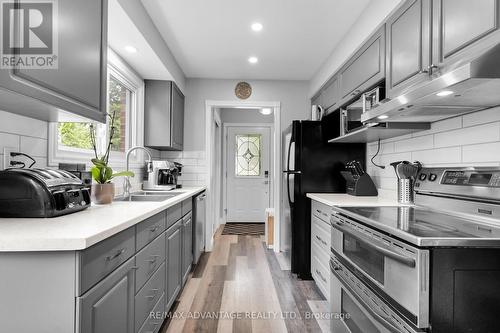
[[0, 168, 91, 218]]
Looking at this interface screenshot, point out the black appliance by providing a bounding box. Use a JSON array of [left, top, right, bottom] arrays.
[[282, 120, 365, 279], [0, 168, 91, 218], [58, 163, 92, 190]]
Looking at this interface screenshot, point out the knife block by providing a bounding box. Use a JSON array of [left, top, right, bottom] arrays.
[[341, 171, 378, 196]]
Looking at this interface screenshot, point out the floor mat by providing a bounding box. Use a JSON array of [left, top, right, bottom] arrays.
[[221, 223, 265, 235]]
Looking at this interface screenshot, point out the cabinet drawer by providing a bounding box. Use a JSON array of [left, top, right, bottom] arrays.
[[79, 227, 135, 295], [312, 216, 331, 254], [136, 212, 166, 251], [135, 262, 165, 332], [311, 243, 330, 301], [135, 234, 166, 292], [312, 200, 331, 223], [167, 203, 182, 228], [138, 292, 165, 333], [182, 198, 192, 217]]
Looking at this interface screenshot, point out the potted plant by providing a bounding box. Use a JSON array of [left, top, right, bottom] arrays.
[[89, 111, 134, 204]]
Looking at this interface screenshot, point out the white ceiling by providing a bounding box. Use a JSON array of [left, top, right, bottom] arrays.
[[141, 0, 372, 80]]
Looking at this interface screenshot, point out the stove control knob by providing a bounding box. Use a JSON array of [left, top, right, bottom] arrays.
[[429, 173, 437, 182], [419, 173, 427, 181]]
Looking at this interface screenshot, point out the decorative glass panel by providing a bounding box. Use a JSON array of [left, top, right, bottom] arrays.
[[235, 134, 261, 176]]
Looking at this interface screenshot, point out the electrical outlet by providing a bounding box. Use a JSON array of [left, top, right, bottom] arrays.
[[3, 147, 16, 170]]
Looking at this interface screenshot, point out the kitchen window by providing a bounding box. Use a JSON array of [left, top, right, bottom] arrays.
[[48, 50, 145, 166]]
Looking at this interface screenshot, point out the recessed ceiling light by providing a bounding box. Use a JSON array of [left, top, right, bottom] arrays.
[[436, 90, 454, 97], [260, 108, 272, 115], [251, 22, 263, 32], [125, 45, 137, 53], [248, 56, 258, 64], [378, 115, 389, 120]]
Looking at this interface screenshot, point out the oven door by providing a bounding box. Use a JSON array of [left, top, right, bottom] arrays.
[[331, 211, 430, 328], [330, 256, 425, 333]]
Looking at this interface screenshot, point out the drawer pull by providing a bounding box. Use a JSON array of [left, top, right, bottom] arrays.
[[316, 269, 327, 283], [105, 248, 126, 262], [131, 266, 140, 270], [146, 255, 161, 263], [315, 235, 327, 246], [149, 225, 160, 233]]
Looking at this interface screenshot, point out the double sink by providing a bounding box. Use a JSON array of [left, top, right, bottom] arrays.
[[115, 190, 183, 202]]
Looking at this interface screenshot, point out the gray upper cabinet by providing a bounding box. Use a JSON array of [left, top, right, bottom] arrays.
[[77, 257, 135, 333], [320, 75, 340, 112], [0, 0, 107, 123], [432, 0, 500, 73], [145, 80, 185, 151], [386, 0, 431, 98], [339, 25, 386, 106]]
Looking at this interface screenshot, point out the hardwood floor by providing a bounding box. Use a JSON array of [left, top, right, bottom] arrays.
[[161, 227, 330, 333]]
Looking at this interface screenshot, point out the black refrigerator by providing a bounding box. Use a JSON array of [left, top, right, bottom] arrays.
[[281, 120, 365, 279]]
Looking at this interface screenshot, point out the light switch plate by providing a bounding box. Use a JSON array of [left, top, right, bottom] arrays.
[[3, 147, 16, 170]]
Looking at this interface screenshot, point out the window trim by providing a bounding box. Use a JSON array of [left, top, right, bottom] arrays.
[[48, 49, 145, 167]]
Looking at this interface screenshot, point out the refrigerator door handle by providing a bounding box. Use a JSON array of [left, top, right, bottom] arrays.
[[282, 170, 301, 174], [286, 173, 294, 205], [287, 136, 293, 172]]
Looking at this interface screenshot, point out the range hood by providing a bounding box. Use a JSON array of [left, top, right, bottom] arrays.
[[328, 122, 430, 143], [361, 44, 500, 123]]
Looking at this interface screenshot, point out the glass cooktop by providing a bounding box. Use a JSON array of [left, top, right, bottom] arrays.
[[338, 206, 500, 246]]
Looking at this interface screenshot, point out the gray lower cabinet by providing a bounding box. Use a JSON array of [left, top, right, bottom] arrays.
[[165, 219, 183, 311], [339, 25, 385, 106], [145, 80, 185, 151], [386, 0, 432, 98], [0, 0, 108, 122], [432, 0, 500, 72], [77, 257, 136, 333], [182, 212, 193, 284]]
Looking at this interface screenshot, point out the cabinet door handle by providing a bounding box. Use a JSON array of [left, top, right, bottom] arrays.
[[428, 64, 439, 75], [146, 288, 159, 299], [146, 255, 160, 263], [351, 89, 361, 96], [315, 235, 327, 246], [105, 248, 126, 262]]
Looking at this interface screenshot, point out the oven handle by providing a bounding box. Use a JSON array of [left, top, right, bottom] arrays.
[[330, 260, 402, 333], [331, 221, 416, 268]]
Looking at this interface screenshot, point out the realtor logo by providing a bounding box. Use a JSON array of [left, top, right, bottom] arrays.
[[1, 0, 58, 68]]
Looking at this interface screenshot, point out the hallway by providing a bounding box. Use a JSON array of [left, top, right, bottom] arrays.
[[162, 229, 330, 333]]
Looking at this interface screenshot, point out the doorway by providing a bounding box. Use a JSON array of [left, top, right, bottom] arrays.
[[205, 100, 281, 252], [224, 125, 272, 222]]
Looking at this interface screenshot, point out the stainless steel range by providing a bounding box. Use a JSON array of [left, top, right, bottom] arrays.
[[330, 167, 500, 333]]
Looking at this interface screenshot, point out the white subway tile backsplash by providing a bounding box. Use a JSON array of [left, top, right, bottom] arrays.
[[434, 122, 500, 148], [0, 111, 48, 139], [412, 116, 462, 137], [0, 132, 20, 151], [20, 136, 48, 157], [394, 135, 433, 152], [462, 142, 500, 163], [412, 147, 462, 164]]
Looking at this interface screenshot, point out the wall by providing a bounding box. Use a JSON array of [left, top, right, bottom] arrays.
[[309, 0, 402, 97], [219, 108, 274, 124], [367, 107, 500, 197], [162, 79, 310, 186]]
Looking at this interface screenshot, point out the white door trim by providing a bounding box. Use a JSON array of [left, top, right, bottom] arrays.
[[222, 123, 274, 224], [205, 100, 281, 252]]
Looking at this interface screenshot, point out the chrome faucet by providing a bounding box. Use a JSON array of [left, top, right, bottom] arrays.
[[124, 146, 154, 198]]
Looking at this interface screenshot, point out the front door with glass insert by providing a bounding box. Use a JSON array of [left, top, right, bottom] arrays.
[[226, 126, 271, 222]]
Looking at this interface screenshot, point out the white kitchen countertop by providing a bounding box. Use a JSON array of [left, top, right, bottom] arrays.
[[307, 193, 402, 207], [0, 187, 206, 252]]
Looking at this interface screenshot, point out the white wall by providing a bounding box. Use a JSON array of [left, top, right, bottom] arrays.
[[367, 107, 500, 197], [309, 0, 402, 97], [219, 108, 274, 124]]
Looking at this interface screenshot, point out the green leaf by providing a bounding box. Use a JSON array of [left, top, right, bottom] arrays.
[[104, 167, 113, 182], [91, 166, 103, 184], [111, 171, 135, 179]]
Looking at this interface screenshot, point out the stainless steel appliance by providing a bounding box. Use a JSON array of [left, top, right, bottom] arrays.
[[362, 43, 500, 123], [144, 160, 182, 191], [193, 191, 206, 264], [0, 168, 91, 217], [330, 166, 500, 333]]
